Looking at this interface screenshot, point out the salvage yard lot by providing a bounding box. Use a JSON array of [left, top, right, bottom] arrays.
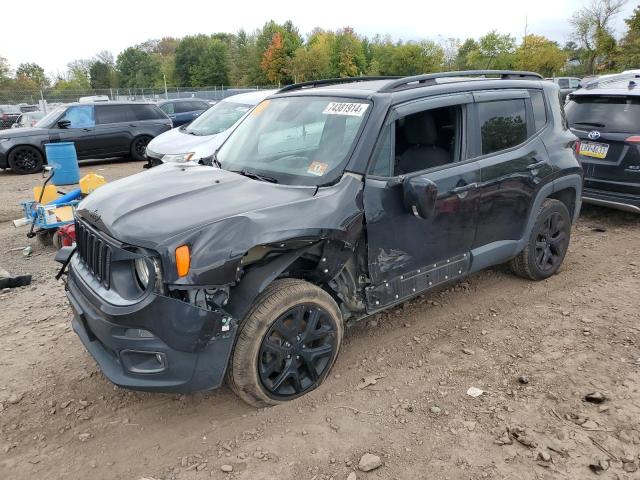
[[0, 161, 639, 480]]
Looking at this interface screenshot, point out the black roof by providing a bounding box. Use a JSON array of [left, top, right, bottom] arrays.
[[274, 70, 546, 104]]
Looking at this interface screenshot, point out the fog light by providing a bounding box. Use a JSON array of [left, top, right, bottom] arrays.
[[120, 350, 167, 374]]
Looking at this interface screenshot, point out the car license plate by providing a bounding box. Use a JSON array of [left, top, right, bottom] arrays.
[[579, 141, 609, 159]]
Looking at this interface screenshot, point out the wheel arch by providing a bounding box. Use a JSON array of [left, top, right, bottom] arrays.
[[7, 143, 47, 163]]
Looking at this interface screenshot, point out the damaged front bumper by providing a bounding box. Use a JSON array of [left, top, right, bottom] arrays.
[[66, 262, 237, 393]]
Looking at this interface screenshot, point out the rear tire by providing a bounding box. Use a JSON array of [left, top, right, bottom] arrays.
[[130, 136, 152, 161], [8, 146, 44, 174], [510, 199, 571, 280], [227, 279, 343, 407]]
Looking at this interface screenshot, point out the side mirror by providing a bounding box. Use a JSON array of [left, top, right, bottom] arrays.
[[403, 175, 438, 219], [57, 119, 71, 129]]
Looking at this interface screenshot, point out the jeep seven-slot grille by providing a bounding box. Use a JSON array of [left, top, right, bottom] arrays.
[[75, 221, 112, 289]]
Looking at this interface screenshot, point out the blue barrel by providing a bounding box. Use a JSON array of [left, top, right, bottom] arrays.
[[45, 142, 80, 186]]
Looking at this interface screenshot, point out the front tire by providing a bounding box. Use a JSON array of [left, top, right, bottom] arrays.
[[130, 136, 152, 161], [510, 199, 571, 280], [8, 146, 44, 174], [227, 279, 343, 407]]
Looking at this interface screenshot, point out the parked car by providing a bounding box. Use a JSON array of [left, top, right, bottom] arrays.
[[12, 111, 45, 128], [566, 73, 640, 213], [0, 105, 22, 129], [18, 104, 40, 113], [0, 102, 171, 174], [59, 71, 582, 407], [547, 77, 581, 100], [145, 90, 275, 167], [157, 98, 210, 127], [79, 95, 110, 103]]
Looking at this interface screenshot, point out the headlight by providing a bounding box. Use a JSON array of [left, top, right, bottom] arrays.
[[134, 258, 150, 289], [162, 152, 196, 163]]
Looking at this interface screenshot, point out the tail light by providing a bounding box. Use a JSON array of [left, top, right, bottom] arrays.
[[1, 114, 8, 120], [574, 140, 581, 155], [625, 135, 640, 143]]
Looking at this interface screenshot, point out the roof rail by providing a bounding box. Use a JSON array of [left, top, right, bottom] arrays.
[[378, 70, 543, 92], [277, 76, 401, 94], [584, 72, 640, 89]]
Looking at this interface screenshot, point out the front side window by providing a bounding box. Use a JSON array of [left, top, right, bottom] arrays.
[[478, 99, 527, 155], [174, 101, 194, 114], [558, 79, 570, 89], [570, 78, 581, 88], [60, 105, 95, 128], [217, 96, 370, 185]]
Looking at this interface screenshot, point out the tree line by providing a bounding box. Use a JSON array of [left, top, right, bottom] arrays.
[[1, 0, 640, 97]]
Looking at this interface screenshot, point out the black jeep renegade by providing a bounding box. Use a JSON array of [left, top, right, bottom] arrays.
[[59, 71, 582, 407]]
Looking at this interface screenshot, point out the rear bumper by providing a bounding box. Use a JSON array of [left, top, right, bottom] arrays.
[[583, 187, 640, 214], [67, 265, 237, 392]]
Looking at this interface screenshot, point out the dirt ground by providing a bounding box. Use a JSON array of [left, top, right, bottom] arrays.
[[0, 160, 639, 480]]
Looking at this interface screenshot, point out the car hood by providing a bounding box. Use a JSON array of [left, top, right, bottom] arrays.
[[75, 164, 364, 285], [0, 127, 48, 138], [77, 164, 317, 246], [146, 127, 226, 157]]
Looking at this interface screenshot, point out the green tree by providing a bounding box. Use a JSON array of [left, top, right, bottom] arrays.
[[290, 32, 333, 82], [515, 35, 567, 77], [174, 35, 212, 86], [618, 6, 640, 68], [389, 41, 444, 75], [189, 38, 229, 86], [455, 38, 478, 70], [330, 27, 366, 77], [15, 62, 48, 88], [570, 0, 628, 73], [467, 31, 516, 69], [116, 47, 161, 87]]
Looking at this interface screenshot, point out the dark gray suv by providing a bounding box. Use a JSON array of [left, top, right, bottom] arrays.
[[58, 71, 582, 407], [0, 102, 171, 174]]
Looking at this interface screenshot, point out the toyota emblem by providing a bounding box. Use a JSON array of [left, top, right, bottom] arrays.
[[588, 130, 601, 140]]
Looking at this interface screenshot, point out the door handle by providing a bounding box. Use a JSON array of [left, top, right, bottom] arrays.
[[450, 182, 478, 198], [526, 160, 547, 170]]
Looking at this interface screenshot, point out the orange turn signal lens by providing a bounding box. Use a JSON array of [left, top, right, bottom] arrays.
[[175, 245, 190, 277]]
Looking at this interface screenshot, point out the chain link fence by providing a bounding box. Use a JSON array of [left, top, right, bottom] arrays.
[[0, 85, 274, 113]]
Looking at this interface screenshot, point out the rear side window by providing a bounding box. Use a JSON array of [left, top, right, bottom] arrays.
[[558, 79, 570, 89], [131, 104, 165, 120], [565, 95, 640, 133], [95, 105, 128, 124], [478, 99, 527, 155], [570, 78, 580, 88], [529, 90, 547, 132]]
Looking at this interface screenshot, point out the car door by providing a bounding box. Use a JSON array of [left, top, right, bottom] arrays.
[[93, 104, 134, 156], [470, 90, 552, 259], [48, 105, 97, 158], [363, 93, 480, 309]]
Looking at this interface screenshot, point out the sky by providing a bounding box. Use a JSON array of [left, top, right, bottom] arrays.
[[2, 0, 637, 76]]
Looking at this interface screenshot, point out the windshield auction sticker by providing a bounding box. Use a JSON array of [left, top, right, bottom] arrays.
[[322, 102, 369, 116], [307, 161, 329, 176]]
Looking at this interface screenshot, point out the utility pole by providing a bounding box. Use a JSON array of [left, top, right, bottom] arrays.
[[163, 74, 168, 100]]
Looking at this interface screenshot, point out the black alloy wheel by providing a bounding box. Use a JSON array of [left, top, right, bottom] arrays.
[[131, 136, 152, 161], [8, 146, 44, 174], [534, 211, 568, 273], [510, 198, 571, 280], [258, 304, 337, 397]]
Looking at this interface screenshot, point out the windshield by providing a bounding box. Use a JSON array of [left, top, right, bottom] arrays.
[[217, 96, 371, 185], [566, 95, 640, 133], [35, 106, 66, 128], [183, 100, 252, 136]]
